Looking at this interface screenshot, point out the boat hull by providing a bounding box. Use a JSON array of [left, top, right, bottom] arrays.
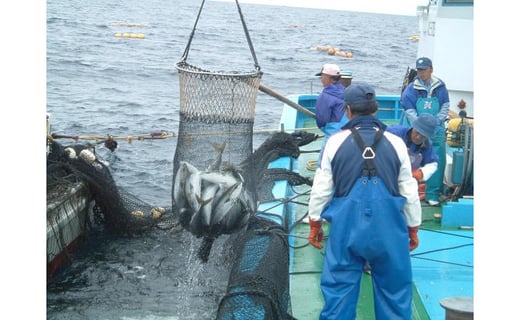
[[47, 180, 93, 277]]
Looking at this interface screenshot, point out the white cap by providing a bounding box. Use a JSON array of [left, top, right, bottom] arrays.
[[315, 63, 341, 76]]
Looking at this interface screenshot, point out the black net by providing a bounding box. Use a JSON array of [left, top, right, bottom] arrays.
[[172, 61, 262, 205], [216, 216, 295, 320], [47, 140, 173, 235]]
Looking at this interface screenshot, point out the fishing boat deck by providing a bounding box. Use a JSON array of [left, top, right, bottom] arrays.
[[258, 98, 473, 319]]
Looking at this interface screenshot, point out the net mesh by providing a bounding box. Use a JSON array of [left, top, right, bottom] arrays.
[[216, 216, 295, 320], [172, 61, 262, 205], [47, 140, 173, 235]]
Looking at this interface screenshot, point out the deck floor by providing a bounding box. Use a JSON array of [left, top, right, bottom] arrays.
[[259, 111, 473, 319], [285, 125, 473, 319], [411, 228, 474, 319]]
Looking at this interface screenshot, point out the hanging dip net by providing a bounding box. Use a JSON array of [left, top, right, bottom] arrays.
[[171, 0, 263, 249], [173, 62, 261, 196], [171, 1, 298, 319], [172, 0, 262, 195]]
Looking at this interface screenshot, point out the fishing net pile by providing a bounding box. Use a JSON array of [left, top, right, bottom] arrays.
[[170, 1, 318, 317], [47, 140, 172, 235], [216, 216, 295, 320]]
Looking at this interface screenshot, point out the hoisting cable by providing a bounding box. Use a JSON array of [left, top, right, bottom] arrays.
[[234, 0, 261, 72], [179, 0, 206, 62], [179, 0, 260, 72]]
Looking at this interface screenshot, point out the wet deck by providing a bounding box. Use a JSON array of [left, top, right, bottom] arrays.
[[260, 103, 473, 319]]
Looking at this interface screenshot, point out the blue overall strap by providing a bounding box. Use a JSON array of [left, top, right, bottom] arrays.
[[349, 127, 385, 178]]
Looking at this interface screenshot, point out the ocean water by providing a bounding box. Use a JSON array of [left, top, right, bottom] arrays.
[[46, 0, 418, 319]]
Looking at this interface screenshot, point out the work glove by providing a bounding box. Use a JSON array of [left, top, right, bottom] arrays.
[[412, 169, 423, 182], [308, 220, 324, 249], [408, 226, 419, 251]]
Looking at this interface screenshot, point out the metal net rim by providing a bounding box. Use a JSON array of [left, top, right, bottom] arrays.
[[175, 60, 262, 78]]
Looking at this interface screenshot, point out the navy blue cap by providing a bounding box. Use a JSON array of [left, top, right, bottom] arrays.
[[344, 83, 376, 105], [412, 113, 436, 138], [416, 57, 432, 69]]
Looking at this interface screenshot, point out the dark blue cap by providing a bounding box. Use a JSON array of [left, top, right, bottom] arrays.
[[416, 57, 432, 69], [344, 82, 376, 105], [412, 113, 436, 138]]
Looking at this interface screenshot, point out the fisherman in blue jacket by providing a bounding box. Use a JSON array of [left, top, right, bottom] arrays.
[[401, 57, 449, 206], [308, 83, 422, 319], [314, 63, 348, 167], [388, 113, 439, 199]]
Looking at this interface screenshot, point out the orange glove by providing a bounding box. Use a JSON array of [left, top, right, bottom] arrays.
[[308, 220, 324, 249], [412, 169, 423, 181], [408, 226, 419, 251]]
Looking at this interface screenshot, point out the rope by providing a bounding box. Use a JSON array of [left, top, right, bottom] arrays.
[[49, 126, 318, 143], [179, 0, 260, 72], [179, 0, 206, 61], [234, 0, 261, 71], [51, 132, 175, 143], [306, 160, 317, 171]]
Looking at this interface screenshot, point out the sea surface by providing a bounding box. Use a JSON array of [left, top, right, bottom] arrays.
[[46, 0, 418, 319]]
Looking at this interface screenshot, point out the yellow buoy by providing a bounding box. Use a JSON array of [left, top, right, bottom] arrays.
[[114, 33, 145, 39]]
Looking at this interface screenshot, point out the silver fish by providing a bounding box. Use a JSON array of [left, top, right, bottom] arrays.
[[221, 162, 246, 183], [217, 189, 256, 233], [220, 189, 253, 233], [185, 169, 202, 212], [211, 182, 243, 226], [200, 171, 238, 189], [173, 161, 193, 210], [207, 141, 227, 172], [188, 196, 213, 237], [218, 198, 244, 230], [200, 183, 220, 227]]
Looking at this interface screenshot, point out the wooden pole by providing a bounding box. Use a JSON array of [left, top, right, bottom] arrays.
[[258, 83, 316, 119]]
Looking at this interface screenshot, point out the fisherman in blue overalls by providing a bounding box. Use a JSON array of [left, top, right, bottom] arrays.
[[307, 83, 422, 319], [401, 57, 450, 206], [314, 63, 349, 168]]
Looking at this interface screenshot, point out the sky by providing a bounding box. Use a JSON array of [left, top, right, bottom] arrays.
[[215, 0, 428, 16]]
